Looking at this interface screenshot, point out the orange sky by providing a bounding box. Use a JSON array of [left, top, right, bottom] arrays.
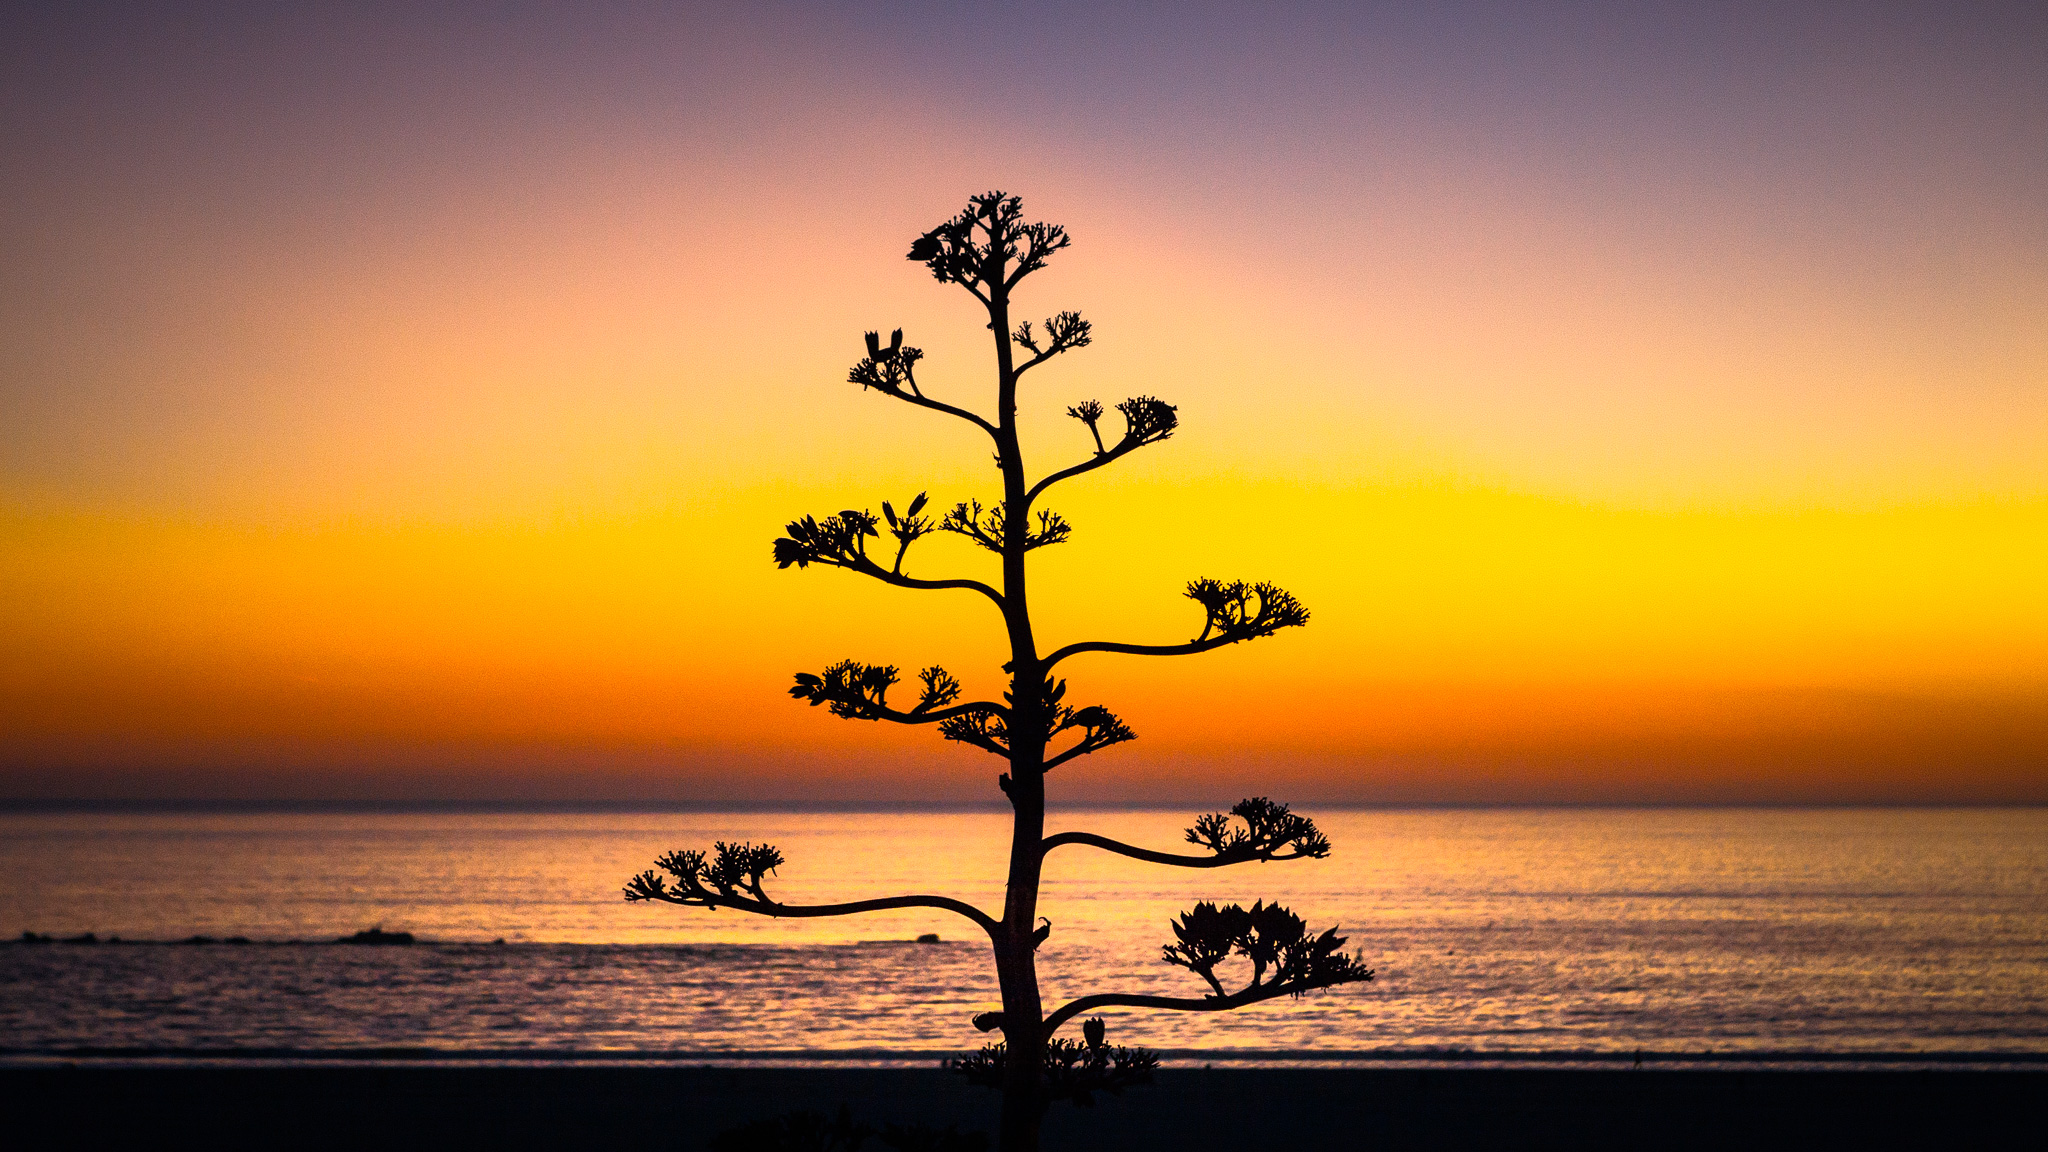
[[3, 4, 2045, 803]]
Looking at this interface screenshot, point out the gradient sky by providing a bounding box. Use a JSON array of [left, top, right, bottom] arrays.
[[3, 2, 2045, 805]]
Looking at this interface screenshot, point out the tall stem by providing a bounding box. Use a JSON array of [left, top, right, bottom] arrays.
[[988, 242, 1047, 1152]]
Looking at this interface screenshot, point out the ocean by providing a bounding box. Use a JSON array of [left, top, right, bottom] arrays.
[[3, 808, 2044, 1064]]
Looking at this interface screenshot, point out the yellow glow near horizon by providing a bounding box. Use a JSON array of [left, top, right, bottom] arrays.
[[7, 479, 2044, 801]]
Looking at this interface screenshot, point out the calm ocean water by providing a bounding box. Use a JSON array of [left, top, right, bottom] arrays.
[[3, 808, 2044, 1063]]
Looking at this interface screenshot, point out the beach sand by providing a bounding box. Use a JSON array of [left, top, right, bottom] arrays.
[[6, 1065, 2038, 1149]]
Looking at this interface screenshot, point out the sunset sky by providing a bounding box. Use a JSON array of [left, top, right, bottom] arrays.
[[3, 2, 2044, 805]]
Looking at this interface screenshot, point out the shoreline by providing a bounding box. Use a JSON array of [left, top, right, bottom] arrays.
[[5, 1047, 2046, 1071], [7, 1065, 2041, 1149]]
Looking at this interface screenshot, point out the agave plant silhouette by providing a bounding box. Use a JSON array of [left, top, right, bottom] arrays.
[[626, 191, 1372, 1152]]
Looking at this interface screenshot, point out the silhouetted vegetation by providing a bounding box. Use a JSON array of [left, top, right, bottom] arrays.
[[628, 191, 1372, 1151], [952, 1016, 1159, 1107]]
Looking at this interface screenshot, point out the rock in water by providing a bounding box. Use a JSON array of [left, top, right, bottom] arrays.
[[337, 926, 415, 945]]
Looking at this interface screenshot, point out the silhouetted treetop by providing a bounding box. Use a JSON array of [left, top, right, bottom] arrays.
[[909, 191, 1070, 297]]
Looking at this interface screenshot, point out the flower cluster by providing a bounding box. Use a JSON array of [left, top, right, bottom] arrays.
[[908, 191, 1070, 293], [1013, 310, 1092, 358], [1049, 703, 1135, 767], [848, 329, 928, 396], [1184, 579, 1309, 643], [881, 492, 934, 554], [914, 666, 963, 713], [1064, 395, 1180, 456], [788, 661, 898, 720], [623, 841, 786, 906], [1115, 396, 1178, 447], [788, 661, 969, 721], [938, 708, 1010, 757], [772, 510, 880, 571], [1161, 900, 1373, 999], [940, 500, 1071, 553], [1185, 797, 1331, 862]]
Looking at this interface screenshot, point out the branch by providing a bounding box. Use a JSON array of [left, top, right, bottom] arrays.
[[1044, 635, 1236, 667], [879, 491, 934, 575], [1025, 396, 1179, 508], [1024, 443, 1134, 508], [624, 842, 999, 938], [632, 883, 999, 939], [938, 708, 1011, 758], [848, 333, 1000, 442], [789, 661, 1008, 727], [773, 510, 1005, 611], [1045, 579, 1308, 668], [1041, 838, 1308, 871], [1041, 980, 1357, 1039], [939, 500, 1071, 554], [869, 567, 1007, 607], [1011, 310, 1092, 379], [1043, 832, 1247, 868], [1043, 900, 1373, 1036], [1044, 798, 1328, 865], [1181, 797, 1331, 860], [1005, 219, 1071, 290], [888, 383, 1001, 442], [1042, 704, 1135, 771]]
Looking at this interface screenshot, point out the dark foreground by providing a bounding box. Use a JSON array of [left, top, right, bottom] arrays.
[[4, 1065, 2039, 1150]]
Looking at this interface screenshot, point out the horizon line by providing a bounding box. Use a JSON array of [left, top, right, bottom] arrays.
[[5, 798, 2044, 815]]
